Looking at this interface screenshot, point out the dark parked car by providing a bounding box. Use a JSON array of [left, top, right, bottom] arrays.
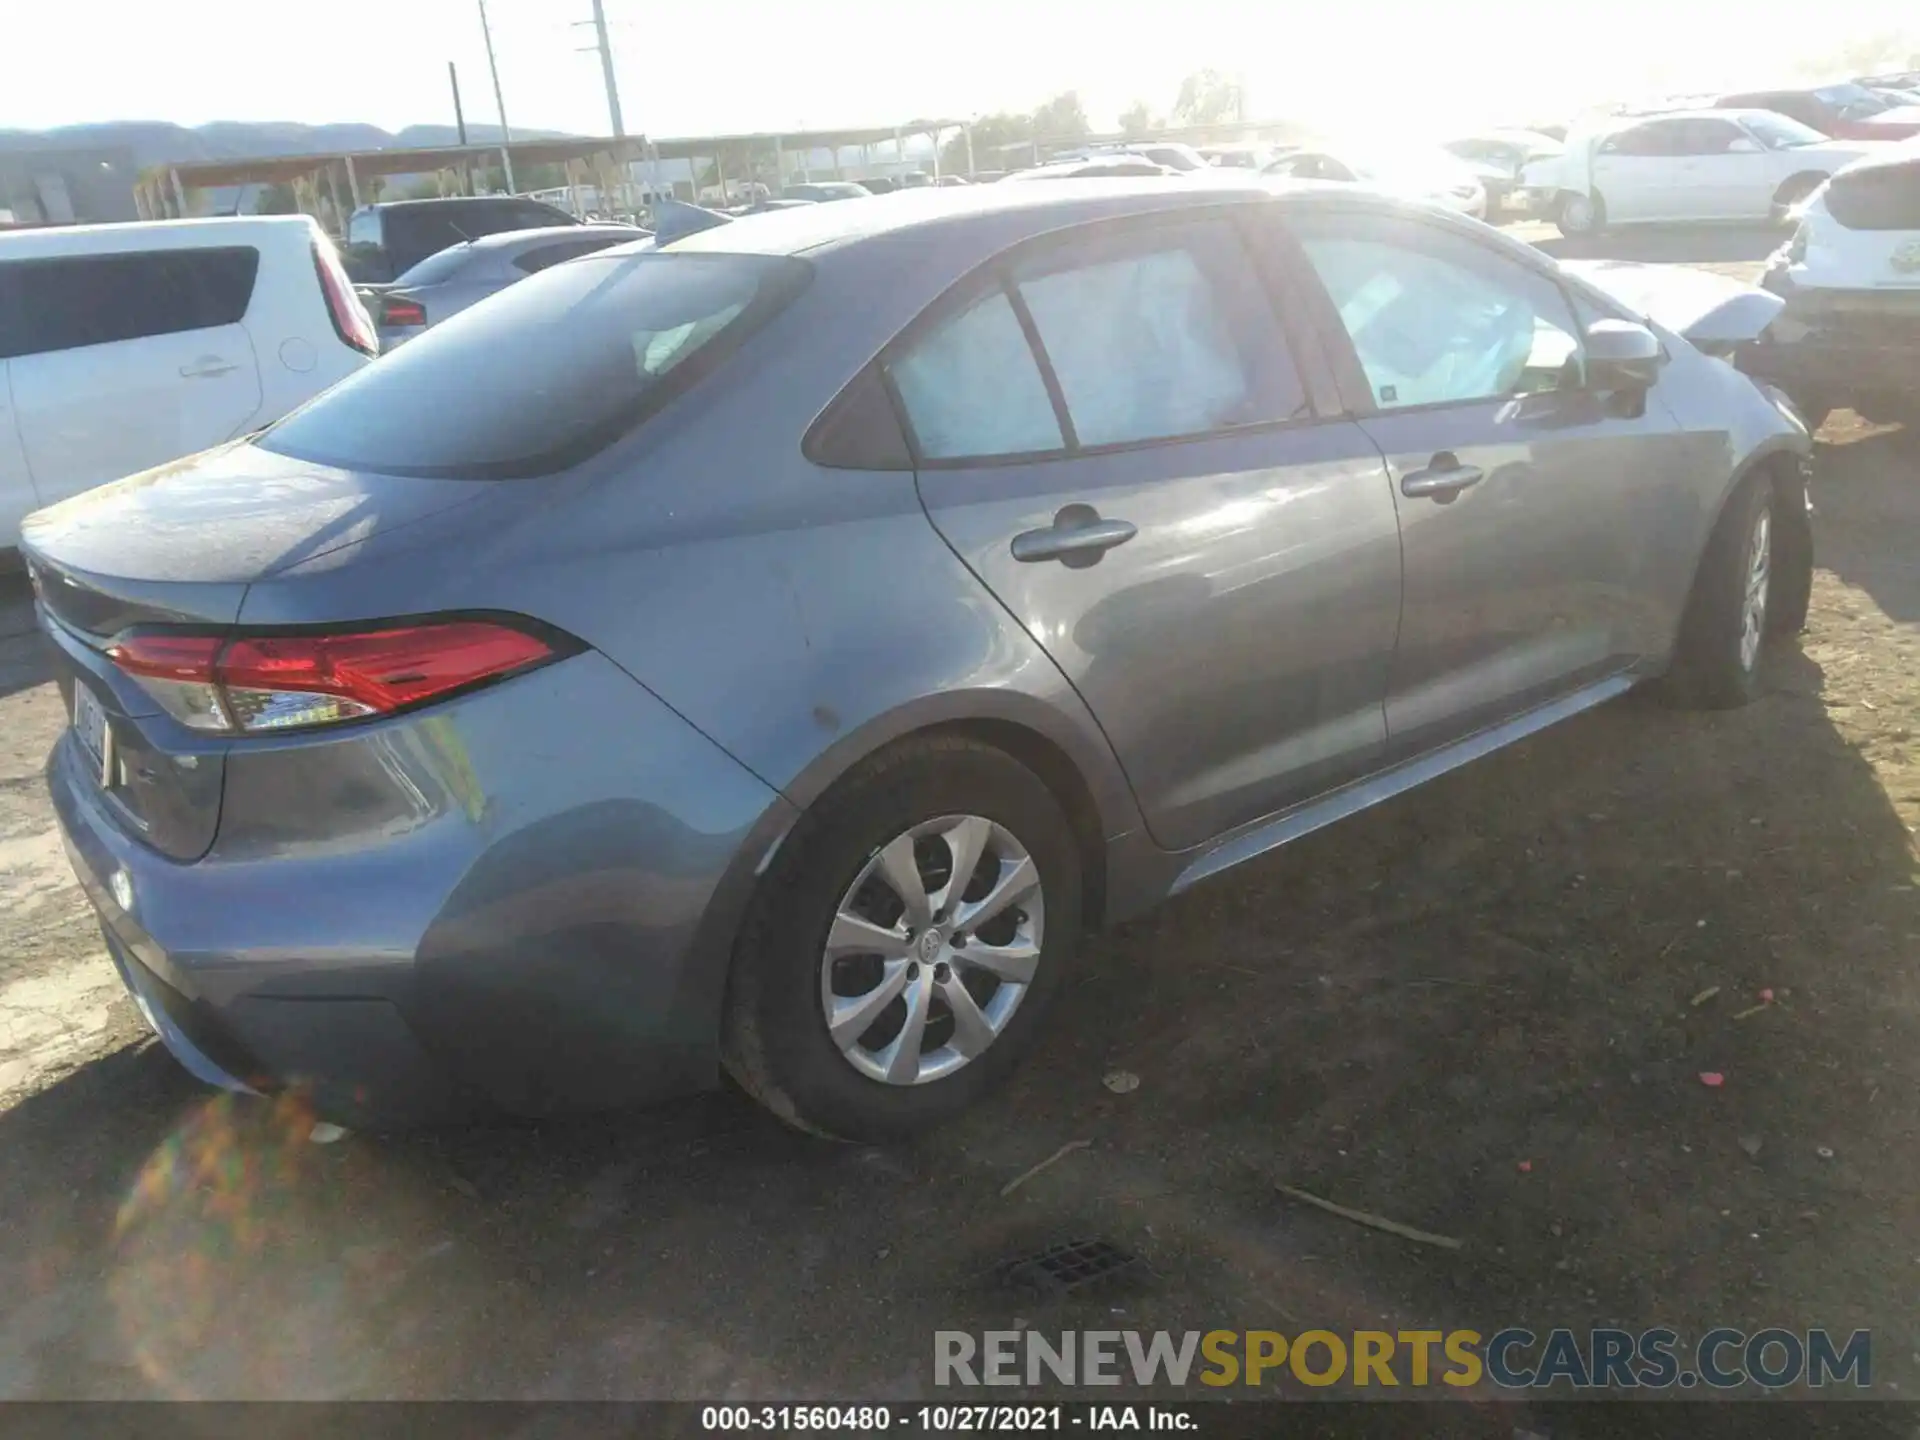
[[341, 196, 581, 283], [364, 224, 644, 350], [27, 181, 1812, 1141]]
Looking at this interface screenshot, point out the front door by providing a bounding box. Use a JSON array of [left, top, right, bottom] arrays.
[[895, 211, 1405, 852], [6, 248, 262, 505], [1282, 206, 1695, 758], [1671, 117, 1780, 220]]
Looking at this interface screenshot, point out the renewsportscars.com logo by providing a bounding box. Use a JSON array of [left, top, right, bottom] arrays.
[[934, 1327, 1872, 1391]]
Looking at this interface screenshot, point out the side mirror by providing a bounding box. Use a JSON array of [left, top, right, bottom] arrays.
[[1727, 136, 1763, 153], [1584, 319, 1666, 390]]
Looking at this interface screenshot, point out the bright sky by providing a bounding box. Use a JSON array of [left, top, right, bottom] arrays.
[[3, 0, 1915, 140]]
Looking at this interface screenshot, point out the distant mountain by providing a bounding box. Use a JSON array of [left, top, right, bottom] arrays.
[[0, 120, 575, 170]]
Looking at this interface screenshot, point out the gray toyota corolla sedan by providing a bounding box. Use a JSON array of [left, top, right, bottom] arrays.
[[25, 178, 1813, 1139]]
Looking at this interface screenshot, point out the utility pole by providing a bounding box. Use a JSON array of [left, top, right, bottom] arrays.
[[448, 61, 470, 143], [588, 0, 624, 135], [574, 1, 629, 212], [476, 0, 516, 193], [448, 61, 473, 195]]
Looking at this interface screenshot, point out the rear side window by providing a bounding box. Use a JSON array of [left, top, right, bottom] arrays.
[[890, 290, 1064, 460], [1011, 219, 1305, 447], [513, 237, 626, 274], [0, 247, 259, 360], [259, 251, 810, 479], [1825, 159, 1920, 230]]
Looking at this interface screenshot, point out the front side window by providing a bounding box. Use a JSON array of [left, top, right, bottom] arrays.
[[1010, 219, 1305, 447], [1294, 219, 1584, 410], [0, 247, 259, 360], [889, 289, 1064, 460], [1740, 112, 1826, 150], [1674, 119, 1746, 155]]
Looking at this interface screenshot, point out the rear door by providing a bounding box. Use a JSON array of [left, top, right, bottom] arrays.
[[902, 208, 1405, 852], [1590, 119, 1690, 221], [5, 247, 263, 507], [1674, 117, 1778, 219], [1280, 206, 1693, 758]]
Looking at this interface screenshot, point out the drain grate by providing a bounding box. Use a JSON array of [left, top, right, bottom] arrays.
[[1000, 1237, 1140, 1297]]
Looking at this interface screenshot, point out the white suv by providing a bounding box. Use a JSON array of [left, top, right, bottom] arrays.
[[1748, 143, 1920, 425], [0, 216, 376, 548]]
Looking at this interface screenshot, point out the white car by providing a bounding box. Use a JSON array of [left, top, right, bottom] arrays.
[[0, 215, 374, 547], [1522, 109, 1888, 237], [1263, 147, 1488, 218], [1746, 141, 1920, 425]]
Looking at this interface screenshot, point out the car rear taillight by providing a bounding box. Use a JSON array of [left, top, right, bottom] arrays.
[[109, 620, 561, 734], [312, 238, 379, 356], [381, 296, 428, 328]]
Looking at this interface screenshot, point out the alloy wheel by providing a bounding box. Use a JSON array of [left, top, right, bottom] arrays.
[[819, 815, 1044, 1086]]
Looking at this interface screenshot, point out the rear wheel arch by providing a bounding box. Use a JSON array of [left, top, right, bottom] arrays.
[[772, 714, 1111, 937]]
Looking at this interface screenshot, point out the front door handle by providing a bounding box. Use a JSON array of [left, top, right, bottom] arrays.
[[179, 358, 240, 379], [1011, 504, 1138, 568], [1400, 454, 1485, 503]]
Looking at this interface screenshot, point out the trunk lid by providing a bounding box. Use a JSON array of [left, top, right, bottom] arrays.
[[24, 441, 501, 861]]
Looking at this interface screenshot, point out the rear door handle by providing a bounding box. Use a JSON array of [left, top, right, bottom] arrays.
[[179, 358, 240, 379], [1011, 504, 1138, 568], [1400, 454, 1485, 503]]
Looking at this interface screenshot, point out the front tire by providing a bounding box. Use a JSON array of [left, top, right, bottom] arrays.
[[1555, 190, 1605, 238], [721, 735, 1083, 1142], [1662, 478, 1777, 710]]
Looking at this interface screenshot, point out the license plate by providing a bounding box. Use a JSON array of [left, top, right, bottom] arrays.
[[71, 685, 115, 787]]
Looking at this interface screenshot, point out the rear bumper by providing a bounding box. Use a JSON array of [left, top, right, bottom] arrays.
[[1742, 277, 1920, 407], [48, 651, 796, 1126]]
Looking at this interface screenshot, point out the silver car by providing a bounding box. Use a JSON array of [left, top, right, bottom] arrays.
[[364, 224, 644, 350], [27, 180, 1811, 1140]]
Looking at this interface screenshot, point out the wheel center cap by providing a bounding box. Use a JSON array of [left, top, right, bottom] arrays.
[[917, 929, 944, 963]]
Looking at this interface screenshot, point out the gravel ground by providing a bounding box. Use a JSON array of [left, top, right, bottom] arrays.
[[2, 225, 1917, 1406]]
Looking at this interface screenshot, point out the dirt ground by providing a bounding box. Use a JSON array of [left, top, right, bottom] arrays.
[[2, 226, 1918, 1406]]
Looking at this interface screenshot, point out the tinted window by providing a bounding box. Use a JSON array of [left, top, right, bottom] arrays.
[[260, 252, 810, 479], [1603, 121, 1688, 157], [1673, 119, 1747, 154], [1826, 157, 1920, 230], [0, 247, 259, 360], [1295, 220, 1583, 410], [392, 244, 477, 287], [1012, 219, 1306, 447], [889, 289, 1063, 460], [513, 236, 627, 274]]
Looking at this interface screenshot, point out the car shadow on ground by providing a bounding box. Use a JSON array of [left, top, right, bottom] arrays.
[[0, 576, 51, 705], [2, 443, 1918, 1402]]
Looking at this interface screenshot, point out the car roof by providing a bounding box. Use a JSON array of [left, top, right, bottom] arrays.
[[0, 213, 321, 261], [659, 175, 1268, 259]]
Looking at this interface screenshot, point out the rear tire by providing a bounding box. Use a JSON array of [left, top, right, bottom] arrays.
[[1662, 478, 1777, 710], [721, 736, 1083, 1142], [1555, 190, 1605, 238]]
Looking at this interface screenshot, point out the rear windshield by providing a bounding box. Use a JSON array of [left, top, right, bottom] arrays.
[[1826, 159, 1920, 231], [392, 243, 477, 287], [260, 251, 810, 479]]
